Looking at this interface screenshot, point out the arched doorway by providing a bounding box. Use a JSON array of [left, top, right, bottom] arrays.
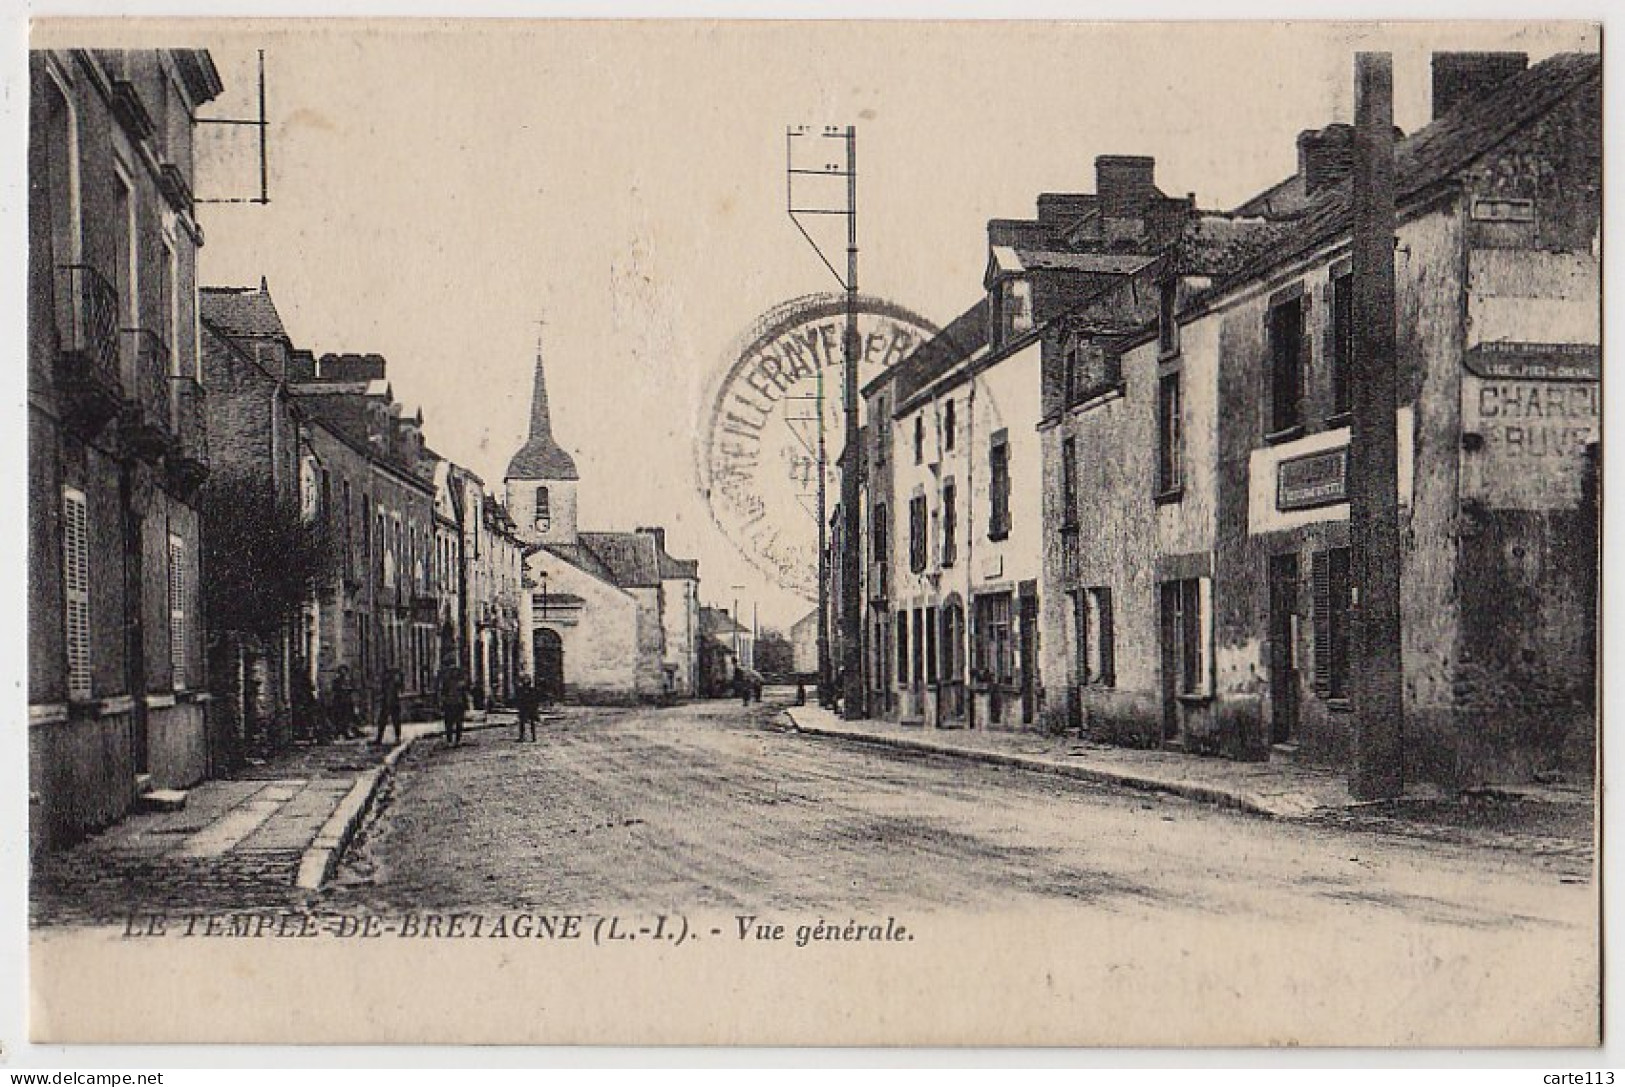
[[534, 628, 564, 703]]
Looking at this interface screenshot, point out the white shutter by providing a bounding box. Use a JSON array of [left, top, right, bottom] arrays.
[[63, 488, 91, 701], [169, 534, 186, 691]]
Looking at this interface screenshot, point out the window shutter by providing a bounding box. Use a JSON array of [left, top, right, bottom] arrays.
[[1312, 549, 1331, 696], [1073, 591, 1090, 685], [169, 535, 186, 690], [1262, 309, 1274, 433], [1098, 587, 1116, 687], [1197, 576, 1214, 696], [63, 488, 92, 701], [1298, 291, 1314, 423]]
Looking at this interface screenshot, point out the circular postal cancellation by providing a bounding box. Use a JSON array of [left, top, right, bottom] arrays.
[[697, 293, 940, 601]]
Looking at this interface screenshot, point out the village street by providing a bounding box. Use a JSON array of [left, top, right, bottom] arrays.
[[320, 696, 1593, 925]]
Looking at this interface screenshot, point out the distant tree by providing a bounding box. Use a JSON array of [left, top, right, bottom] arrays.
[[755, 627, 795, 676], [201, 472, 338, 638]]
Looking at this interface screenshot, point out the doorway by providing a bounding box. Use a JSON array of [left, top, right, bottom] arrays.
[[1268, 552, 1300, 746], [534, 628, 564, 703]]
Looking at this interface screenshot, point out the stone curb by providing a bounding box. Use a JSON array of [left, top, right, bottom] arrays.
[[780, 709, 1297, 820], [295, 734, 419, 891]]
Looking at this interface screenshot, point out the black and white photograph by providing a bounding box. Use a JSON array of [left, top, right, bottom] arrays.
[[14, 17, 1603, 1049]]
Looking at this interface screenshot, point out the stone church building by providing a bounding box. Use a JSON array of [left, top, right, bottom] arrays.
[[508, 351, 700, 702]]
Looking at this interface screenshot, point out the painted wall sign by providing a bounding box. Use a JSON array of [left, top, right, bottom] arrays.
[[1465, 341, 1600, 381], [1461, 371, 1599, 510], [1276, 447, 1348, 511]]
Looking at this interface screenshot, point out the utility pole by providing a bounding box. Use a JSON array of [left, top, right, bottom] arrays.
[[786, 124, 862, 716], [1349, 53, 1405, 800]]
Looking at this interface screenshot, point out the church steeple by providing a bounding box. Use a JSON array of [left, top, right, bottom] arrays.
[[505, 336, 579, 483], [506, 329, 580, 548]]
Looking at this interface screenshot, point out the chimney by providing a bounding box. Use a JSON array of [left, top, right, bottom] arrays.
[[1431, 52, 1527, 120], [1095, 155, 1157, 218], [1297, 123, 1356, 196], [637, 526, 667, 554], [1036, 193, 1092, 225]]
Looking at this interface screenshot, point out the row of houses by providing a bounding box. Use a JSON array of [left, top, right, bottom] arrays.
[[25, 47, 702, 853], [830, 50, 1600, 790]]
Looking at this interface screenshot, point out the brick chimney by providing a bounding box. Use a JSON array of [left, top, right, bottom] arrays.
[[1297, 123, 1356, 195], [1095, 155, 1157, 218], [1431, 52, 1527, 120]]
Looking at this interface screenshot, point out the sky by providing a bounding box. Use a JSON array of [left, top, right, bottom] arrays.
[[43, 19, 1597, 628]]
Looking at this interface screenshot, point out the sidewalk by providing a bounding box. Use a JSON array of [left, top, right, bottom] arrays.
[[780, 704, 1597, 837], [31, 718, 455, 924], [782, 704, 1350, 818]]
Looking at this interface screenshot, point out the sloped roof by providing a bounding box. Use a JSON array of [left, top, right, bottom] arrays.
[[506, 357, 580, 481], [1019, 250, 1156, 275], [699, 606, 748, 637], [200, 284, 289, 341], [540, 542, 622, 586], [578, 531, 662, 589], [889, 298, 990, 406], [656, 550, 699, 581], [1215, 51, 1600, 293]]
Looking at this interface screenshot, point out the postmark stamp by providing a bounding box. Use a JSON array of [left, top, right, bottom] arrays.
[[697, 293, 940, 599]]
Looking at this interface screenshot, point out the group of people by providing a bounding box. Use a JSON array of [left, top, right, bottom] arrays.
[[293, 663, 549, 749], [294, 664, 405, 747]]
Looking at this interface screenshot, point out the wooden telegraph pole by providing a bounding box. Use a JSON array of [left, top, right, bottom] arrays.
[[1349, 52, 1405, 800]]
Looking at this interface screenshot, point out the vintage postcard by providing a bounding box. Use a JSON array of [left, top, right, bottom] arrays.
[[20, 18, 1601, 1046]]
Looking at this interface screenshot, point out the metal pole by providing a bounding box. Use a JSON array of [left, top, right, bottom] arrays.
[[257, 50, 268, 205], [840, 125, 864, 720], [817, 312, 830, 706], [1349, 53, 1404, 800]]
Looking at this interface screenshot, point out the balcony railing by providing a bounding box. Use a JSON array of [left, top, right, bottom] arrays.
[[54, 264, 123, 434], [166, 375, 209, 492], [120, 328, 174, 460]]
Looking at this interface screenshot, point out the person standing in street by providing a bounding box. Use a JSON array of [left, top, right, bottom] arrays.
[[439, 663, 469, 746], [515, 675, 541, 742], [375, 667, 404, 747]]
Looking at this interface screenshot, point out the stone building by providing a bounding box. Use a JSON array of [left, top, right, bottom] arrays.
[[508, 349, 701, 702], [1039, 51, 1600, 787], [197, 285, 311, 762], [28, 49, 224, 849], [867, 159, 1190, 731], [290, 352, 442, 721]]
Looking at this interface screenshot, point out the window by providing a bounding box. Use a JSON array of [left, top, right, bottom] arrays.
[[1269, 293, 1305, 435], [63, 487, 91, 701], [1062, 336, 1079, 407], [1074, 586, 1116, 687], [913, 415, 924, 464], [912, 608, 924, 686], [168, 534, 186, 690], [974, 593, 1015, 686], [1313, 547, 1352, 700], [112, 163, 138, 326], [942, 398, 956, 451], [534, 485, 551, 531], [1007, 279, 1033, 335], [941, 479, 957, 567], [1330, 271, 1353, 418], [1158, 373, 1183, 496], [988, 432, 1011, 540], [875, 398, 888, 466], [1061, 438, 1078, 526], [1159, 279, 1180, 357], [925, 606, 939, 684], [1161, 577, 1212, 697], [343, 480, 354, 574], [161, 231, 178, 370], [871, 506, 887, 563], [909, 494, 927, 573], [896, 611, 909, 686]]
